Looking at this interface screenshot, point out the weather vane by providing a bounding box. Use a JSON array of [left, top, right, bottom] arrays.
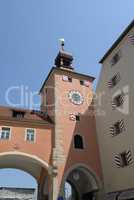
[[59, 38, 65, 51]]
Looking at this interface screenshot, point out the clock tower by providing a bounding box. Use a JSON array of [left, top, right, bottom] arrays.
[[39, 42, 103, 200]]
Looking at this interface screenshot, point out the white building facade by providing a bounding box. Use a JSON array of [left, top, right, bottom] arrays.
[[96, 20, 134, 199]]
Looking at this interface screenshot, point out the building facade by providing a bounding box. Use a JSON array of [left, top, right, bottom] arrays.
[[96, 20, 134, 199], [0, 43, 103, 200]]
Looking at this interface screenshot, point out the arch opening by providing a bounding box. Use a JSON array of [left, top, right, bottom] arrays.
[[0, 168, 38, 199], [0, 152, 50, 200], [63, 166, 99, 200]]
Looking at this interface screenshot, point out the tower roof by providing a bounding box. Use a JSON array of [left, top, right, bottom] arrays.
[[55, 50, 74, 70]]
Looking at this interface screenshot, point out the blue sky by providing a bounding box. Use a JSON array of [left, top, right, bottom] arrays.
[[0, 0, 134, 188]]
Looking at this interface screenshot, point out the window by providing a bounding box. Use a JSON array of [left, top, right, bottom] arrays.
[[68, 77, 72, 82], [128, 34, 134, 45], [115, 150, 133, 168], [62, 75, 72, 82], [26, 129, 35, 142], [76, 115, 80, 121], [80, 80, 90, 87], [12, 111, 25, 119], [69, 114, 80, 121], [108, 73, 120, 88], [74, 135, 84, 149], [0, 127, 11, 140], [80, 80, 84, 85], [111, 50, 121, 66], [112, 92, 124, 108], [110, 120, 125, 136]]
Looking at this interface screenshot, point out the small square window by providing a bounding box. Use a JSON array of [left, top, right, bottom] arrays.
[[80, 80, 84, 85], [68, 77, 72, 82], [0, 127, 11, 140], [26, 129, 35, 142], [76, 115, 80, 121], [62, 75, 72, 82]]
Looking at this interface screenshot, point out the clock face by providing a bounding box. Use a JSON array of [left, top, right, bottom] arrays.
[[68, 91, 84, 105]]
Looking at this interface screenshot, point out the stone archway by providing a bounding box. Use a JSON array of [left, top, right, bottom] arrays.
[[0, 151, 51, 200], [62, 164, 101, 200]]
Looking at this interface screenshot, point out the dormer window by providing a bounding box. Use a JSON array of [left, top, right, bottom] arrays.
[[12, 111, 25, 119]]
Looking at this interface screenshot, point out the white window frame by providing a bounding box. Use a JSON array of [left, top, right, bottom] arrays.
[[25, 128, 36, 143], [0, 126, 11, 140]]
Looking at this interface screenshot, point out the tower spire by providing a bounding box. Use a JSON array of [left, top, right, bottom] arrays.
[[55, 39, 74, 70]]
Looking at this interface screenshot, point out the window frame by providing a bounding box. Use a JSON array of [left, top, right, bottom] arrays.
[[0, 127, 11, 140], [25, 128, 36, 143]]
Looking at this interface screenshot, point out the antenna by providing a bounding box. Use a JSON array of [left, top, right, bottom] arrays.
[[59, 38, 65, 51]]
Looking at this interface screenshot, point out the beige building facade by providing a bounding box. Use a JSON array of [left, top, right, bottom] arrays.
[[96, 20, 134, 199]]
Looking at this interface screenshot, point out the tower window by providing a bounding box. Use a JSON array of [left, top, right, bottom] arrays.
[[26, 129, 35, 142], [0, 127, 11, 140], [111, 50, 121, 66], [80, 80, 84, 85], [74, 135, 84, 149], [12, 110, 25, 119], [80, 80, 90, 87], [69, 114, 80, 121], [76, 115, 80, 121], [62, 75, 72, 82]]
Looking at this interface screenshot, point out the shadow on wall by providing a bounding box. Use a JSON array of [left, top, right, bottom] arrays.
[[59, 100, 103, 199]]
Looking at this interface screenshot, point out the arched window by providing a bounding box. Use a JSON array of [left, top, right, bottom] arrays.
[[74, 135, 84, 149]]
